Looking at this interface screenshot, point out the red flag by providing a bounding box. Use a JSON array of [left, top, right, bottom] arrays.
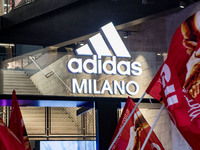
[[146, 11, 200, 102], [146, 10, 200, 149], [0, 117, 25, 150], [109, 97, 164, 150], [9, 90, 31, 150]]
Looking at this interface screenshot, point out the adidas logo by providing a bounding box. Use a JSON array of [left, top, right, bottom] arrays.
[[66, 22, 142, 96], [75, 22, 131, 58]]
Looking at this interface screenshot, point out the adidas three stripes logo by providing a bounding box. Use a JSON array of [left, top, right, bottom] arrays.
[[75, 22, 131, 58]]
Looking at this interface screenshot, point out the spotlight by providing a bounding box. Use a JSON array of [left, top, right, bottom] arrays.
[[77, 41, 85, 47], [123, 31, 131, 39], [123, 32, 128, 39], [180, 1, 186, 8], [80, 42, 84, 46]]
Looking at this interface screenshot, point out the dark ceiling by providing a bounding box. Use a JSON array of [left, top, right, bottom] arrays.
[[0, 0, 198, 46]]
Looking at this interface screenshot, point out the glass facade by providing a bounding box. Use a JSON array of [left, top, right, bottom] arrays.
[[0, 32, 166, 149], [1, 2, 199, 149]]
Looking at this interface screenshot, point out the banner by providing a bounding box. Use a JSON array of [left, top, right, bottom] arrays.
[[9, 90, 31, 150], [146, 10, 200, 149], [146, 10, 200, 102], [0, 117, 25, 150], [109, 97, 164, 150]]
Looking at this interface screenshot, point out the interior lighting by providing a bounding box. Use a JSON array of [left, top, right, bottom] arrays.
[[122, 31, 132, 39], [79, 41, 84, 46], [123, 32, 129, 39], [0, 43, 14, 47], [179, 1, 186, 8]]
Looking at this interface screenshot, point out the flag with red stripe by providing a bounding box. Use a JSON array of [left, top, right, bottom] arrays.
[[0, 117, 25, 150], [146, 10, 200, 149], [109, 97, 164, 150], [9, 90, 31, 150]]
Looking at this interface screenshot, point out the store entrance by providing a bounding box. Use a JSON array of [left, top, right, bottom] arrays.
[[0, 95, 129, 150]]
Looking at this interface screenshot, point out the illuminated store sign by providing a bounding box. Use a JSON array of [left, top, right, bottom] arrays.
[[67, 22, 142, 95]]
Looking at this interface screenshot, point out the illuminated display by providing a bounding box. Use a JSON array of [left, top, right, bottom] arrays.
[[67, 22, 142, 96], [40, 141, 96, 150]]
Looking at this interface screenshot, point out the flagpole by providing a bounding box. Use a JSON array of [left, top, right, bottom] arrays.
[[141, 103, 165, 150], [108, 92, 146, 150]]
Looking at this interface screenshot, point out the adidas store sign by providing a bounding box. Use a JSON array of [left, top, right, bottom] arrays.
[[67, 22, 142, 96]]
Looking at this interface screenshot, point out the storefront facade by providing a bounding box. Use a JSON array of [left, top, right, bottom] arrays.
[[0, 1, 200, 149]]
